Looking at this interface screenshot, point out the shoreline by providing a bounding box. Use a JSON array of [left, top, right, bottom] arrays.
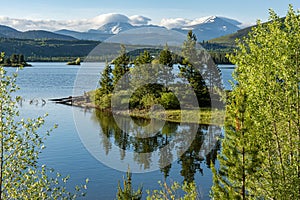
[[50, 96, 225, 126]]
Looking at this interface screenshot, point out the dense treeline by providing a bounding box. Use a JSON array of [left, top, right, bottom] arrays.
[[200, 40, 234, 51], [0, 53, 31, 67], [0, 38, 99, 61], [209, 51, 232, 64], [201, 41, 234, 64], [0, 37, 233, 64]]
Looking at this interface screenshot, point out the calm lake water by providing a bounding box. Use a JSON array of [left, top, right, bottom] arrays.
[[5, 63, 234, 200]]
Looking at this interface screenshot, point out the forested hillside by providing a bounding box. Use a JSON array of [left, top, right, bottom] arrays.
[[0, 38, 99, 61]]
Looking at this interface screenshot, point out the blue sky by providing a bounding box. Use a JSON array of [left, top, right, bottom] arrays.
[[0, 0, 299, 31]]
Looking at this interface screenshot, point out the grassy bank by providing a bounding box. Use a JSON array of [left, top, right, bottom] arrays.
[[113, 108, 225, 126], [87, 90, 225, 125]]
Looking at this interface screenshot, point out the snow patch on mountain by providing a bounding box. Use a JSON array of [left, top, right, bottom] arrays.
[[97, 22, 134, 34]]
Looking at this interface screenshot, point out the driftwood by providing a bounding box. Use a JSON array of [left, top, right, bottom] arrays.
[[49, 95, 96, 108]]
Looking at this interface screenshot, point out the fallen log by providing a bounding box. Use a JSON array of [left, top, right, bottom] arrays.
[[49, 95, 96, 108]]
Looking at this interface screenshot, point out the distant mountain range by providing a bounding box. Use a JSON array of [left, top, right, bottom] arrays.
[[54, 29, 113, 41], [0, 16, 242, 42], [0, 25, 76, 40], [172, 16, 241, 41], [55, 16, 241, 42]]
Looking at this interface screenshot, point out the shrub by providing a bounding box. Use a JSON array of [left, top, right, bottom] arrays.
[[160, 92, 180, 109]]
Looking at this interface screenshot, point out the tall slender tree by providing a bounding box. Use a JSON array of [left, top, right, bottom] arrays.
[[179, 31, 210, 107], [112, 45, 131, 90], [211, 88, 260, 199], [158, 44, 175, 90], [99, 62, 113, 95], [94, 62, 114, 109]]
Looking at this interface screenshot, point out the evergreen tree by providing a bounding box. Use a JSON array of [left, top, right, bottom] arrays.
[[182, 31, 197, 62], [0, 52, 3, 64], [130, 50, 162, 109], [116, 168, 142, 200], [211, 88, 260, 199], [18, 54, 25, 64], [158, 44, 175, 89], [158, 44, 173, 67], [94, 62, 113, 109], [99, 62, 113, 95], [112, 45, 131, 90], [134, 50, 153, 66], [4, 58, 10, 66], [10, 54, 17, 64], [179, 31, 210, 107]]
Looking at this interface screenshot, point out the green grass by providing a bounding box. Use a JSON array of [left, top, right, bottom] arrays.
[[123, 108, 225, 126], [89, 90, 225, 125]]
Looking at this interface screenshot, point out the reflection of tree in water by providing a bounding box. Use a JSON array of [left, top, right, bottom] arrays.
[[93, 109, 221, 181], [94, 111, 114, 155], [178, 125, 223, 183], [204, 126, 221, 168], [159, 123, 177, 179], [178, 125, 205, 183]]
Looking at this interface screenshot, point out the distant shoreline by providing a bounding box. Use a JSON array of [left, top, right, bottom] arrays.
[[1, 63, 32, 67]]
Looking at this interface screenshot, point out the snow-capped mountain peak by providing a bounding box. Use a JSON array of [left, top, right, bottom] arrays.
[[111, 24, 122, 34], [189, 16, 217, 26], [54, 15, 242, 42], [172, 16, 241, 41], [97, 22, 134, 34]]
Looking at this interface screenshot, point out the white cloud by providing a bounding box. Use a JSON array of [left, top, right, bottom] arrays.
[[160, 16, 247, 29], [0, 16, 93, 31], [160, 16, 221, 29], [0, 14, 246, 32], [0, 13, 151, 32], [160, 18, 191, 29], [90, 13, 130, 26], [129, 15, 151, 25]]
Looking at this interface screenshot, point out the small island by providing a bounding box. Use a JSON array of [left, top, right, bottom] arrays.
[[67, 57, 81, 65], [53, 32, 226, 126], [0, 53, 31, 67]]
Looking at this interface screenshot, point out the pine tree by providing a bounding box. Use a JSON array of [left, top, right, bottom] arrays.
[[179, 31, 210, 107], [99, 62, 113, 95], [134, 50, 153, 66], [158, 44, 173, 67], [158, 44, 175, 89], [211, 88, 260, 199], [94, 62, 114, 109], [112, 45, 131, 90], [116, 168, 143, 200], [10, 54, 17, 64]]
